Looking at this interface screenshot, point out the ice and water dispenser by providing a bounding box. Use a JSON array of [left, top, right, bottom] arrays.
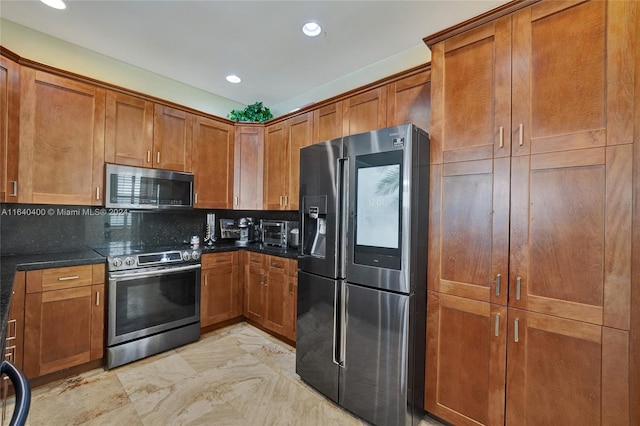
[[302, 195, 327, 258]]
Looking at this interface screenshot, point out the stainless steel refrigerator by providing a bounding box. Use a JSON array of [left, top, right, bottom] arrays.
[[296, 124, 429, 426]]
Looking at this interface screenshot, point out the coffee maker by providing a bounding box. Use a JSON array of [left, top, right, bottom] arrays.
[[236, 217, 256, 246]]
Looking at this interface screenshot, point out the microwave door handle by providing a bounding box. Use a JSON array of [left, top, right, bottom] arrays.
[[110, 264, 201, 280]]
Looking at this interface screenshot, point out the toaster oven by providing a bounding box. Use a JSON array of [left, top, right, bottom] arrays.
[[261, 220, 298, 247]]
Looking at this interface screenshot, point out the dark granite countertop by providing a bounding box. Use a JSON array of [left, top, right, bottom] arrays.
[[201, 241, 300, 260], [1, 249, 106, 356]]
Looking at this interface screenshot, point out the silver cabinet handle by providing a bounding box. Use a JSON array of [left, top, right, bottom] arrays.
[[494, 314, 500, 337], [96, 187, 100, 201], [147, 150, 151, 163], [284, 195, 288, 206], [518, 124, 524, 146], [279, 195, 283, 206], [516, 276, 522, 300], [194, 193, 198, 204], [157, 152, 161, 164], [495, 274, 501, 296], [499, 126, 504, 148], [96, 291, 100, 306], [58, 275, 79, 281], [234, 196, 239, 206], [10, 181, 17, 197], [204, 275, 208, 286], [514, 319, 520, 342]]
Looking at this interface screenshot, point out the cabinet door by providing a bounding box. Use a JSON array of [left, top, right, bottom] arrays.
[[264, 256, 287, 335], [509, 145, 632, 328], [425, 292, 507, 426], [23, 284, 103, 378], [201, 259, 240, 327], [233, 125, 264, 210], [342, 87, 387, 136], [153, 104, 193, 172], [506, 309, 630, 426], [5, 271, 25, 369], [428, 159, 510, 306], [283, 260, 298, 341], [19, 68, 105, 205], [430, 16, 511, 164], [244, 253, 265, 323], [386, 69, 431, 131], [511, 0, 634, 157], [0, 56, 19, 202], [286, 113, 313, 210], [104, 91, 154, 167], [263, 122, 288, 210], [312, 101, 342, 143], [192, 116, 234, 209]]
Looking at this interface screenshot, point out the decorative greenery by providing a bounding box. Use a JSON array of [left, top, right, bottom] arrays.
[[227, 101, 273, 122]]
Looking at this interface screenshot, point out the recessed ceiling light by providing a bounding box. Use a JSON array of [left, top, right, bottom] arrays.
[[40, 0, 67, 10], [226, 75, 241, 84], [302, 21, 322, 37]]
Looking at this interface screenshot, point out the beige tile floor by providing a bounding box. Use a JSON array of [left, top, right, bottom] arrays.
[[5, 323, 445, 426]]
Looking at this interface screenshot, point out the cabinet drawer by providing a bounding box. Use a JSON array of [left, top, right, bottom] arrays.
[[202, 251, 236, 268], [26, 264, 103, 293], [268, 256, 287, 273], [248, 253, 265, 266]]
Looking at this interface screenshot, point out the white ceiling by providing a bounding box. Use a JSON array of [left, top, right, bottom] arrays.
[[1, 0, 507, 112]]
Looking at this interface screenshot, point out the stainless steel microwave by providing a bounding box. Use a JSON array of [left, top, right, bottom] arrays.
[[105, 164, 194, 210]]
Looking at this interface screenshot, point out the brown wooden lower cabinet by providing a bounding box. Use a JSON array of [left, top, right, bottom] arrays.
[[426, 291, 631, 426], [200, 252, 241, 327], [242, 252, 297, 341], [23, 264, 104, 379]]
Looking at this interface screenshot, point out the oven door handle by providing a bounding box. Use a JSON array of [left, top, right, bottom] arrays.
[[110, 264, 201, 280]]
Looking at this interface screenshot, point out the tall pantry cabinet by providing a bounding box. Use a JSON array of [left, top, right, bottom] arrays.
[[424, 1, 639, 425]]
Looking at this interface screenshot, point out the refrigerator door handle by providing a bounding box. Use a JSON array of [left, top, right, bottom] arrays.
[[337, 157, 349, 278], [332, 281, 341, 366], [339, 281, 347, 366]]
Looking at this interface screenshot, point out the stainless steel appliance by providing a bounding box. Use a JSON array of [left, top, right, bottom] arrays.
[[296, 124, 429, 426], [97, 244, 202, 369], [105, 164, 194, 210], [261, 220, 299, 247]]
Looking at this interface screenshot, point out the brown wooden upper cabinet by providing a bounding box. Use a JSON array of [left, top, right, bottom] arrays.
[[0, 56, 19, 203], [104, 91, 154, 167], [192, 116, 234, 209], [153, 104, 193, 172], [18, 68, 105, 205], [312, 101, 343, 143], [264, 112, 313, 210], [386, 69, 431, 132], [342, 87, 387, 136], [233, 125, 264, 210]]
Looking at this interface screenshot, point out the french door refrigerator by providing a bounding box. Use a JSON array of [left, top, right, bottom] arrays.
[[296, 124, 429, 426]]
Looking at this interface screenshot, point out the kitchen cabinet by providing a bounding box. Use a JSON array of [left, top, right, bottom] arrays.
[[264, 256, 288, 336], [18, 68, 105, 205], [312, 101, 342, 143], [284, 259, 297, 341], [425, 1, 637, 424], [153, 104, 193, 172], [342, 87, 387, 136], [233, 125, 264, 210], [0, 56, 19, 202], [5, 272, 26, 370], [244, 252, 266, 324], [23, 264, 105, 379], [263, 113, 313, 210], [386, 69, 431, 132], [200, 252, 241, 327], [192, 116, 234, 209], [104, 91, 154, 167]]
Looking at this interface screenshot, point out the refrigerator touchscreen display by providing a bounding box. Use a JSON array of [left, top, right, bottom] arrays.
[[354, 150, 403, 269], [356, 164, 400, 248]]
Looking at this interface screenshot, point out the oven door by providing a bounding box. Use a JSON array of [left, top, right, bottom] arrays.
[[108, 264, 201, 346]]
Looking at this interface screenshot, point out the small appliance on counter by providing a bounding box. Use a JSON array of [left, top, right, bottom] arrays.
[[236, 217, 256, 246], [261, 220, 299, 248], [220, 218, 240, 240], [204, 213, 217, 246]]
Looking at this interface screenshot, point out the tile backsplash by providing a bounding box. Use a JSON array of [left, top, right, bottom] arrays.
[[0, 203, 297, 256]]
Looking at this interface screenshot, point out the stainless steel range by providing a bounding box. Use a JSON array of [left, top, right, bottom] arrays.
[[96, 244, 202, 369]]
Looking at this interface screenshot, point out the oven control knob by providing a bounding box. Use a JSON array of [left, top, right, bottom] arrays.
[[192, 251, 200, 260], [124, 257, 136, 266], [182, 252, 191, 261], [111, 258, 123, 268]]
